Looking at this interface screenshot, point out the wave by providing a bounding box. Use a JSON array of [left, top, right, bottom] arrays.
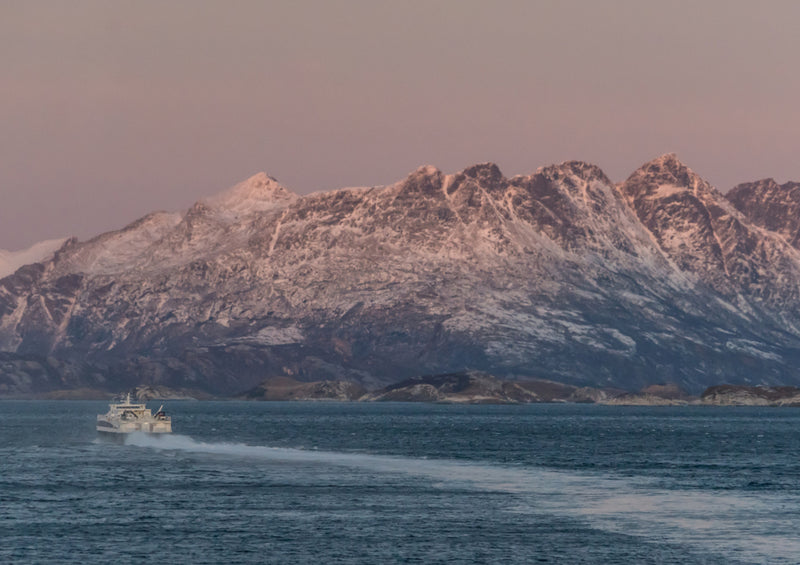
[[124, 433, 800, 563]]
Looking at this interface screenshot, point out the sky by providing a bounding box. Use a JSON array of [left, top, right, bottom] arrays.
[[2, 0, 799, 250]]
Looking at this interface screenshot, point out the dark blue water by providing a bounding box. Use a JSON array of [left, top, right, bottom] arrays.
[[2, 402, 799, 564]]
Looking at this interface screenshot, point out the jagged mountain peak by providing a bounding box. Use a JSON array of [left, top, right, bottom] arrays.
[[623, 153, 706, 195], [651, 152, 680, 164], [238, 171, 286, 192], [402, 164, 445, 187], [391, 164, 447, 198], [461, 162, 503, 181], [729, 178, 800, 202], [534, 160, 612, 186], [202, 172, 297, 218], [643, 152, 684, 171], [618, 155, 800, 306], [444, 162, 506, 195], [409, 164, 442, 177], [731, 177, 780, 192]]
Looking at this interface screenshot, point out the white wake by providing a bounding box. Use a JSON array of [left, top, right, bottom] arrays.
[[124, 433, 800, 563]]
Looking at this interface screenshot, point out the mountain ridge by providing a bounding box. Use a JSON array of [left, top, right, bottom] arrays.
[[2, 155, 800, 396]]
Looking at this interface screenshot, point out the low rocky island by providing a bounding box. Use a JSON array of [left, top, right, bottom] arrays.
[[40, 384, 212, 401], [700, 385, 800, 406], [239, 374, 800, 406], [8, 372, 800, 407], [600, 384, 698, 406], [241, 376, 366, 401], [240, 372, 654, 404], [362, 372, 538, 404]]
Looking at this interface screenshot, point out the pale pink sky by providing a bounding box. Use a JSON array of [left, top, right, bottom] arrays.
[[2, 0, 799, 249]]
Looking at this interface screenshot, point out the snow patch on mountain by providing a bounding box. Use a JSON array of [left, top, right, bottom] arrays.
[[650, 184, 687, 199], [236, 325, 305, 345], [724, 339, 782, 362], [50, 212, 183, 276]]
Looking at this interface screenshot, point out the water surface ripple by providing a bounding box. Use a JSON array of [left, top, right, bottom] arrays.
[[2, 402, 798, 563]]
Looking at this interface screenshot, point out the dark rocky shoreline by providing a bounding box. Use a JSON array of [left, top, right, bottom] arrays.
[[10, 373, 800, 407], [241, 373, 800, 406]]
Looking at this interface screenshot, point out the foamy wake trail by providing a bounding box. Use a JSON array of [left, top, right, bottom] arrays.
[[125, 433, 800, 563]]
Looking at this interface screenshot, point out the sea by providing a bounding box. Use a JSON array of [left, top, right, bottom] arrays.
[[2, 401, 799, 564]]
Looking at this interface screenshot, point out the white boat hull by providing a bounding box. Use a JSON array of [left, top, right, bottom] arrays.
[[97, 394, 173, 435], [96, 420, 172, 434]]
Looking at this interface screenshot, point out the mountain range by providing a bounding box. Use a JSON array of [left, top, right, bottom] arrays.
[[2, 154, 800, 396]]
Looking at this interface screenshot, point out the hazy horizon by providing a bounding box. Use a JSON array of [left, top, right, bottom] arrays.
[[2, 0, 799, 250]]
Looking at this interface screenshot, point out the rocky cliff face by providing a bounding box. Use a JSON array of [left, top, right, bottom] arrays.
[[3, 156, 800, 395], [728, 179, 800, 249], [619, 155, 800, 311]]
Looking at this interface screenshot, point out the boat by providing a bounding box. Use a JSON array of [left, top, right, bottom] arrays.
[[96, 393, 172, 435]]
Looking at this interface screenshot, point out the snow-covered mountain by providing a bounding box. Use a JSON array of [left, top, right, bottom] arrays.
[[2, 157, 800, 396]]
